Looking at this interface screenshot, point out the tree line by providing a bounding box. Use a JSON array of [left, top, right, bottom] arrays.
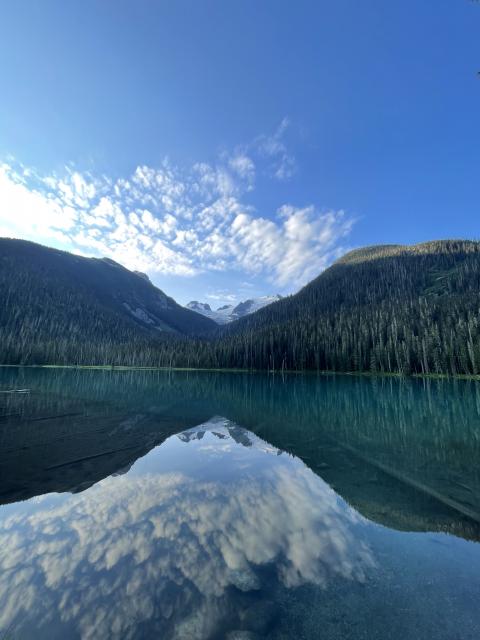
[[2, 240, 480, 376]]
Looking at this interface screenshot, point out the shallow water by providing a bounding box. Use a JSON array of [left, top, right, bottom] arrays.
[[1, 368, 480, 639]]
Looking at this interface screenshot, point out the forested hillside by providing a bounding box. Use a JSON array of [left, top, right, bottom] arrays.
[[0, 238, 215, 365], [211, 240, 480, 375], [1, 238, 480, 375]]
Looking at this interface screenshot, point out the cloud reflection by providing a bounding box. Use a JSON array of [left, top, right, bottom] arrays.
[[0, 419, 375, 639]]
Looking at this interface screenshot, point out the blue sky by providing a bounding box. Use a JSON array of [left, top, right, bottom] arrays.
[[0, 0, 478, 306]]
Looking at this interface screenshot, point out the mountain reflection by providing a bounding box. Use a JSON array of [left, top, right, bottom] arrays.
[[2, 368, 480, 540], [0, 419, 374, 640]]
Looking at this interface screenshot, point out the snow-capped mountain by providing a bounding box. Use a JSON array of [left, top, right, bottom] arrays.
[[176, 417, 280, 454], [186, 294, 282, 324]]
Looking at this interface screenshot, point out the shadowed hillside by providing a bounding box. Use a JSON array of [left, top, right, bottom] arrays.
[[0, 238, 216, 364]]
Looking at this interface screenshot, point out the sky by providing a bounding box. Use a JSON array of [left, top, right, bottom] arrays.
[[0, 0, 479, 306]]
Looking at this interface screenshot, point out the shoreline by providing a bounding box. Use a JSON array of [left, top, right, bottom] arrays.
[[0, 363, 479, 381]]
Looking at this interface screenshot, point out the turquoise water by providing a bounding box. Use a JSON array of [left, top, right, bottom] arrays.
[[1, 368, 480, 639]]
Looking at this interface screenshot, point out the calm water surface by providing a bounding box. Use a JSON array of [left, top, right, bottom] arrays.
[[1, 368, 480, 639]]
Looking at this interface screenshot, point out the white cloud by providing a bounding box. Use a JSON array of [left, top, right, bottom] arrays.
[[228, 153, 255, 188], [141, 209, 161, 232], [206, 291, 238, 303], [0, 125, 354, 290], [255, 117, 296, 180], [0, 164, 77, 241], [227, 205, 353, 287]]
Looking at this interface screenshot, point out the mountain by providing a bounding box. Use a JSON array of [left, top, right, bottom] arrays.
[[186, 295, 282, 324], [213, 240, 480, 375], [184, 301, 221, 322], [0, 238, 216, 365], [2, 238, 480, 375]]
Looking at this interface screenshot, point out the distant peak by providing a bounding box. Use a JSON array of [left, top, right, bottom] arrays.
[[187, 301, 212, 312], [185, 294, 281, 324]]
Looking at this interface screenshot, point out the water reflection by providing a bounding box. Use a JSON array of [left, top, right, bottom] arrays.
[[2, 369, 480, 638], [1, 368, 480, 539], [0, 419, 374, 640]]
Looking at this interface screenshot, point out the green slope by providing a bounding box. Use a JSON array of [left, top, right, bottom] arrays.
[[215, 240, 480, 374], [0, 238, 216, 364]]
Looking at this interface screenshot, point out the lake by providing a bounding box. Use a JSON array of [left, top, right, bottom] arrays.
[[1, 368, 480, 639]]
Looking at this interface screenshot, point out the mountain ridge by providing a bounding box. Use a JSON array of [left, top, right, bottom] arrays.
[[1, 237, 480, 375], [186, 295, 282, 324], [0, 237, 216, 364]]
